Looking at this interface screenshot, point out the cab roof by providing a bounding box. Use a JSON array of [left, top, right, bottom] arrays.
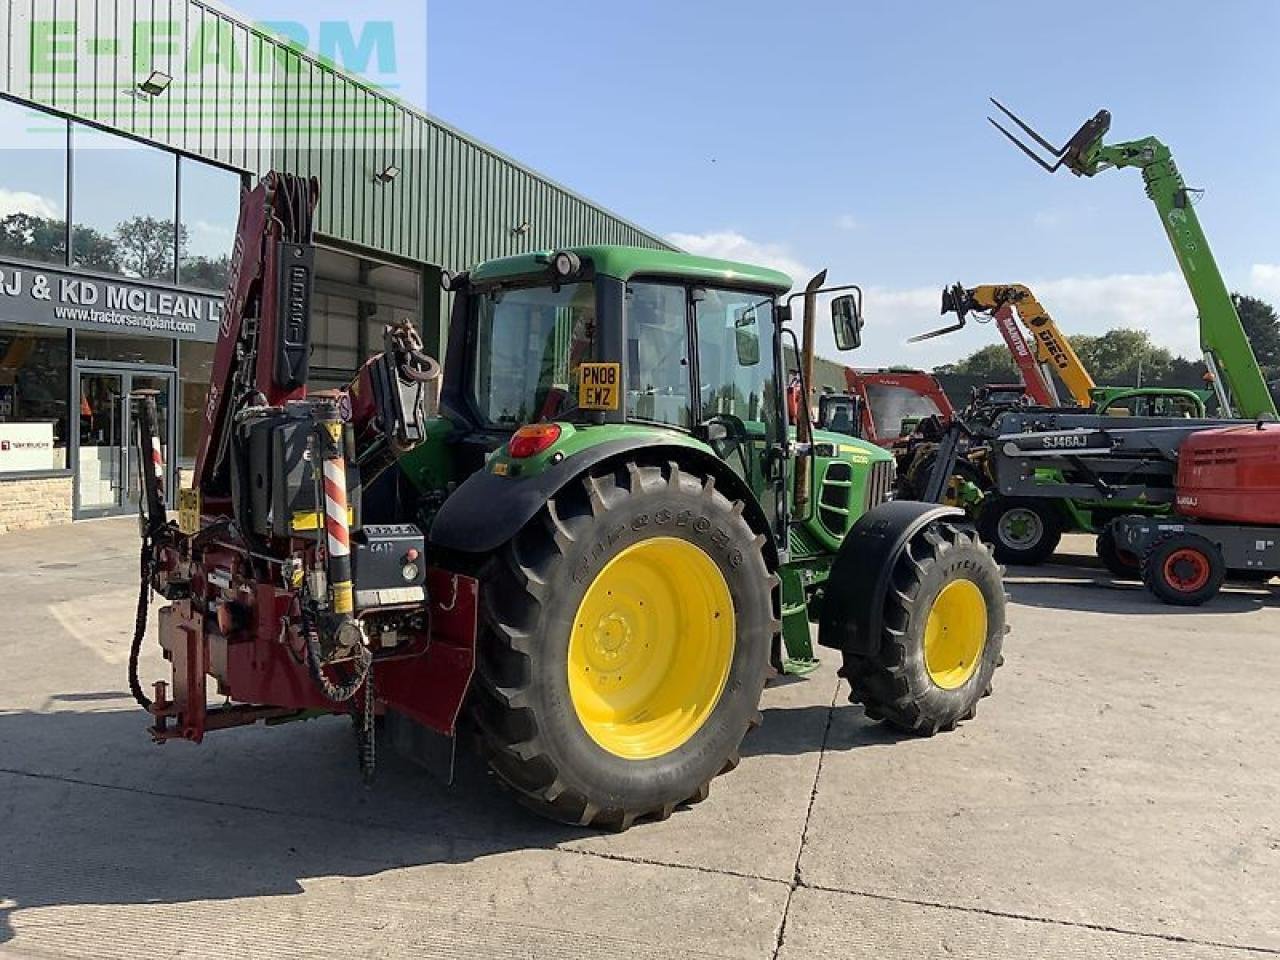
[[467, 244, 793, 292]]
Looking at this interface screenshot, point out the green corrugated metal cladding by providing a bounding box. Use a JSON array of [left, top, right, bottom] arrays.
[[0, 0, 673, 346]]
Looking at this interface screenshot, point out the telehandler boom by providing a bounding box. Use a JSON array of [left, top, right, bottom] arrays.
[[989, 99, 1276, 420]]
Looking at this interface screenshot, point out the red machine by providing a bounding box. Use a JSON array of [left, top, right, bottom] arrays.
[[844, 368, 957, 447], [1176, 423, 1280, 525], [129, 173, 460, 772], [1113, 422, 1280, 605]]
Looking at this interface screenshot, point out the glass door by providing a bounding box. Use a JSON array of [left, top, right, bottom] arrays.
[[77, 371, 127, 514], [75, 368, 175, 517]]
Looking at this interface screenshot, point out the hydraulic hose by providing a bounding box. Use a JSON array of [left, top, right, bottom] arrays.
[[128, 537, 153, 712], [300, 600, 372, 703]]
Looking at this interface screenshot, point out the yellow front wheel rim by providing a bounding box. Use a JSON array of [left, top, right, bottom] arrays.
[[923, 579, 988, 690], [568, 537, 735, 760]]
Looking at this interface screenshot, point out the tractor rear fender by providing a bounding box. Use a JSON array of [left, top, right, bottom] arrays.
[[817, 501, 964, 657], [430, 438, 776, 564]]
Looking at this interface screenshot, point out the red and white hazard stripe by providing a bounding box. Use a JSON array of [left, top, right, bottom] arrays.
[[322, 456, 350, 559], [152, 436, 166, 496]]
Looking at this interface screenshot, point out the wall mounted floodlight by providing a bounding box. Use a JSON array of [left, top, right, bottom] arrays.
[[374, 164, 401, 184], [137, 71, 172, 97], [512, 220, 531, 236]]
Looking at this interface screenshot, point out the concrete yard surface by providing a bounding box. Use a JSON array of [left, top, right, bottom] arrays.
[[1, 520, 1277, 959]]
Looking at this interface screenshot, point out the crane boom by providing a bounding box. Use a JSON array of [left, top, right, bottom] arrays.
[[989, 100, 1277, 419]]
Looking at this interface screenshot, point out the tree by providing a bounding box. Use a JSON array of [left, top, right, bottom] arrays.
[[1232, 293, 1280, 374], [0, 212, 68, 264], [0, 212, 121, 273], [949, 343, 1018, 381], [1068, 329, 1172, 385], [179, 254, 232, 292], [114, 216, 187, 280], [72, 225, 122, 273]]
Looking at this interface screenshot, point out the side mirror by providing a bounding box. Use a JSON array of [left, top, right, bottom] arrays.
[[734, 306, 761, 367], [832, 294, 862, 351]]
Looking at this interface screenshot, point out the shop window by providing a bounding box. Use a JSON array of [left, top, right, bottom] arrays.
[[0, 326, 70, 472], [70, 124, 178, 281], [75, 333, 173, 366], [0, 99, 69, 266], [310, 246, 422, 388], [178, 340, 214, 464], [179, 159, 243, 292]]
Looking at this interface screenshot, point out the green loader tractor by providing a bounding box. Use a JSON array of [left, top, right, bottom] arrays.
[[396, 245, 1006, 826]]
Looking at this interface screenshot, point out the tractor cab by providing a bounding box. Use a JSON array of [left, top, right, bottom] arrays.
[[817, 393, 862, 437], [422, 246, 894, 553]]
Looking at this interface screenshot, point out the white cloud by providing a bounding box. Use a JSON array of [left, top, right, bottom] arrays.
[[665, 230, 816, 289], [0, 188, 58, 220], [186, 219, 236, 257], [1249, 264, 1280, 303], [835, 213, 858, 231], [862, 272, 1200, 369], [661, 227, 1280, 373]]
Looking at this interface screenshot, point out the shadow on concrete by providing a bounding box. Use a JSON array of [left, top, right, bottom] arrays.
[[0, 704, 590, 944], [0, 688, 856, 943], [1005, 577, 1275, 615], [743, 702, 910, 758]]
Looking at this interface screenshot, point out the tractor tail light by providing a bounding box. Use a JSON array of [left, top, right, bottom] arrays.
[[509, 423, 561, 458]]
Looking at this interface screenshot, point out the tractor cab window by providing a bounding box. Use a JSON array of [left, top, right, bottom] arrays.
[[471, 282, 596, 428], [625, 282, 692, 428], [864, 384, 945, 438], [694, 288, 778, 439]]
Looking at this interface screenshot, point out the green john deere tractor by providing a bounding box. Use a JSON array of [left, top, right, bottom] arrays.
[[395, 245, 1006, 827]]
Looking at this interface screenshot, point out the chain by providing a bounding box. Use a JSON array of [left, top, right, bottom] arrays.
[[360, 667, 376, 784], [300, 602, 371, 703]]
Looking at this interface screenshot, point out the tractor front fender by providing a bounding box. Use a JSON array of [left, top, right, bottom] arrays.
[[817, 501, 964, 657], [430, 438, 774, 560]]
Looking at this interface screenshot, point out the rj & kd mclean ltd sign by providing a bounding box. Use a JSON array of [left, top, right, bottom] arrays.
[[0, 259, 222, 342]]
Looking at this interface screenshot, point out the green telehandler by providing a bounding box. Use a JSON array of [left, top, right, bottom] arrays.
[[989, 99, 1276, 421]]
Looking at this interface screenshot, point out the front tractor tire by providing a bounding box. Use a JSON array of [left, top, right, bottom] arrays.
[[469, 460, 775, 830], [841, 521, 1006, 735]]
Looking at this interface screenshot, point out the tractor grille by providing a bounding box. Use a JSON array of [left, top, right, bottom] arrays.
[[819, 461, 854, 538], [864, 459, 896, 510]]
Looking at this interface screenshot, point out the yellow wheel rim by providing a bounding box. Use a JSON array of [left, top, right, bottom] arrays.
[[568, 537, 735, 760], [923, 579, 988, 690]]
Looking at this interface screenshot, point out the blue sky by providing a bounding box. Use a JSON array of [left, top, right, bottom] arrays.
[[234, 0, 1280, 366]]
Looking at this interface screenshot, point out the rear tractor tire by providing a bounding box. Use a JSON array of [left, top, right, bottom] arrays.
[[841, 521, 1006, 735], [977, 496, 1062, 566], [469, 460, 775, 830], [1141, 532, 1226, 606]]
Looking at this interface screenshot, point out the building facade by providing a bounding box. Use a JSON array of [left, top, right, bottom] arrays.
[[0, 0, 670, 532]]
